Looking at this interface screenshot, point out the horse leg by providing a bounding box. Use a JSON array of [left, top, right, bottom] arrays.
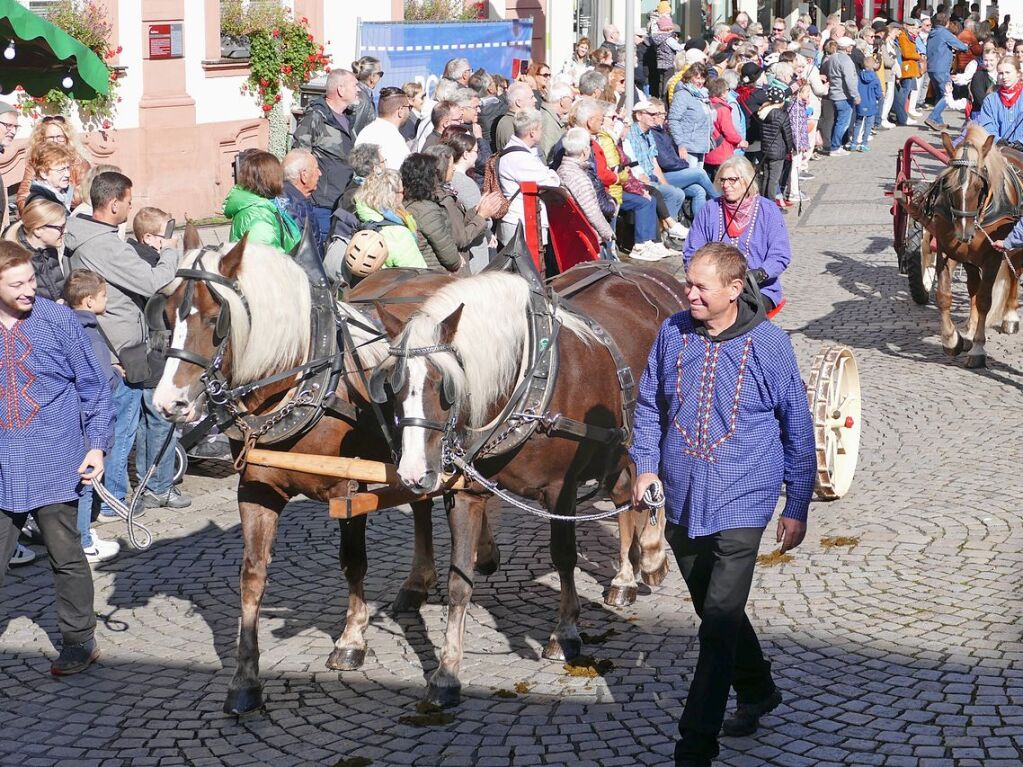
[[474, 494, 501, 576], [966, 261, 996, 368], [936, 255, 970, 356], [606, 469, 641, 605], [1002, 262, 1020, 334], [225, 489, 285, 715], [639, 505, 670, 586], [392, 499, 437, 612], [326, 516, 370, 670], [607, 508, 641, 607], [426, 494, 483, 708], [542, 480, 583, 663]]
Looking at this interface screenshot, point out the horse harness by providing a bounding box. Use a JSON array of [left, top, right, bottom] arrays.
[[148, 247, 360, 465], [925, 143, 1023, 277], [376, 262, 639, 476]]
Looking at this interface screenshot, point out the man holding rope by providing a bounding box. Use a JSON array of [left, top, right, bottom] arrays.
[[0, 241, 113, 675], [631, 243, 816, 767]]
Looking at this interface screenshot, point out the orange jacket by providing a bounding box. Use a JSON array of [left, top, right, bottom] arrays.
[[898, 30, 922, 80]]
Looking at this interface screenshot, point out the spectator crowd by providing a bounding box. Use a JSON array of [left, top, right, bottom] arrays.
[[0, 0, 1012, 690]]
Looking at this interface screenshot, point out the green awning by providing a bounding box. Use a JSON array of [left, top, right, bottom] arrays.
[[0, 0, 110, 99]]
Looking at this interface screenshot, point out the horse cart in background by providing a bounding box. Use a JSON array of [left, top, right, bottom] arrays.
[[890, 136, 950, 305]]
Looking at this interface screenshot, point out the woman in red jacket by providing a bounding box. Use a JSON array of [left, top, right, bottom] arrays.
[[705, 77, 747, 182]]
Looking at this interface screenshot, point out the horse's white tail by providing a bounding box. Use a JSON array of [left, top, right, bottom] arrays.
[[987, 260, 1013, 328]]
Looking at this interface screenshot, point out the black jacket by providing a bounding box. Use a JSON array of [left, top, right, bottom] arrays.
[[293, 98, 355, 211], [16, 226, 67, 301], [759, 106, 794, 161]]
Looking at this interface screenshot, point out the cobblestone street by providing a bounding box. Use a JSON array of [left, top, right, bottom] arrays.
[[6, 122, 1023, 767]]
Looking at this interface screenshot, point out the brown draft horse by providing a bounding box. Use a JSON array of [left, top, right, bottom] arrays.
[[374, 263, 685, 707], [907, 124, 1023, 367], [151, 233, 496, 715]]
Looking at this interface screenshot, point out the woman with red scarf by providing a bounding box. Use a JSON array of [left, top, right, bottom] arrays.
[[976, 56, 1023, 144], [682, 155, 792, 314]]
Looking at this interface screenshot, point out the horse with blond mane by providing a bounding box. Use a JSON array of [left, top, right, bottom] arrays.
[[906, 123, 1023, 367], [151, 231, 485, 715], [373, 263, 686, 707]]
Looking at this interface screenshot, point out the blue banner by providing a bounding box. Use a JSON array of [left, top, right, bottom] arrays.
[[359, 20, 534, 98]]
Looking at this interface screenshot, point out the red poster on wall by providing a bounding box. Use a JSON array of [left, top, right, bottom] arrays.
[[148, 23, 183, 59]]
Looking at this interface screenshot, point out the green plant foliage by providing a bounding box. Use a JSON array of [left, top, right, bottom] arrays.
[[236, 7, 330, 117], [16, 0, 120, 130], [404, 0, 487, 21]]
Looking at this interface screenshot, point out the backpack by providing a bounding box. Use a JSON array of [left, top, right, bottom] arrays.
[[482, 145, 529, 219]]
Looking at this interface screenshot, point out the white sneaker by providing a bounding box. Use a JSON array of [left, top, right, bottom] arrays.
[[644, 242, 674, 260], [626, 244, 666, 263], [84, 530, 120, 564], [879, 120, 894, 129], [909, 109, 922, 117], [830, 147, 849, 156], [9, 542, 36, 567], [667, 222, 689, 240]]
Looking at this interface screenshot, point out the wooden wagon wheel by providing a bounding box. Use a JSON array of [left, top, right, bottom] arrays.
[[805, 346, 861, 500]]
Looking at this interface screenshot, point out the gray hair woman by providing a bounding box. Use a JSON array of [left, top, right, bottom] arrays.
[[350, 55, 383, 135]]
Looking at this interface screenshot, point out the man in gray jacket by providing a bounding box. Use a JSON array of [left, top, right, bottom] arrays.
[[67, 172, 180, 516], [822, 37, 861, 155]]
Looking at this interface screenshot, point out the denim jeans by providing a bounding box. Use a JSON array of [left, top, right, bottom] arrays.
[[662, 167, 720, 218], [831, 99, 853, 150], [852, 114, 875, 146], [136, 387, 177, 495], [651, 182, 686, 221], [619, 192, 659, 243], [894, 78, 916, 125], [927, 75, 949, 124], [101, 377, 143, 516], [77, 490, 97, 548]]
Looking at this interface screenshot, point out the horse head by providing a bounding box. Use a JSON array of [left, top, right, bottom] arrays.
[[151, 235, 250, 422], [942, 128, 996, 244], [373, 302, 467, 494]]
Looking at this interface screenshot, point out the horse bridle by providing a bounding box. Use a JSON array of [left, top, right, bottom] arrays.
[[947, 146, 991, 230], [380, 341, 464, 435], [151, 248, 253, 406]]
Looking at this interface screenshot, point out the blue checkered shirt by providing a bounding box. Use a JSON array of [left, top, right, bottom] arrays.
[[0, 298, 114, 513], [629, 311, 816, 537], [625, 123, 659, 180]]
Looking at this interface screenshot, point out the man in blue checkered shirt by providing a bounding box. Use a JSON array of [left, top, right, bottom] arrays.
[[630, 243, 816, 767], [0, 242, 113, 676]]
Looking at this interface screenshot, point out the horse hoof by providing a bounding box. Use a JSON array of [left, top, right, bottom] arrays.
[[641, 559, 670, 587], [325, 647, 366, 671], [223, 685, 264, 716], [1003, 320, 1020, 335], [966, 355, 987, 369], [474, 549, 501, 576], [542, 636, 582, 662], [391, 589, 428, 613], [604, 585, 638, 607], [425, 683, 462, 709]]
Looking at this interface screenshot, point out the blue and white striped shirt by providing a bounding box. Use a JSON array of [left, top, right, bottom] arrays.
[[629, 310, 816, 537], [0, 298, 114, 513]]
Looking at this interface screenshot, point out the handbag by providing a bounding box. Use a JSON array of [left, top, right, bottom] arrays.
[[95, 323, 150, 384]]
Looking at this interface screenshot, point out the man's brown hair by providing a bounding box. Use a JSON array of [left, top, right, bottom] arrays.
[[132, 206, 170, 242], [237, 150, 284, 198], [0, 240, 33, 276], [690, 242, 748, 285], [62, 268, 106, 308]]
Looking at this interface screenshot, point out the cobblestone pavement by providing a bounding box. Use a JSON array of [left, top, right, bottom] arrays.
[[6, 121, 1023, 767]]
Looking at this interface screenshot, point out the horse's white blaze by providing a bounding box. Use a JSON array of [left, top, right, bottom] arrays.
[[153, 306, 196, 419], [397, 359, 432, 488]]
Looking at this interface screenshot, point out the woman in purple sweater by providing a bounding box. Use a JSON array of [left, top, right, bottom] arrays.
[[682, 156, 792, 312]]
